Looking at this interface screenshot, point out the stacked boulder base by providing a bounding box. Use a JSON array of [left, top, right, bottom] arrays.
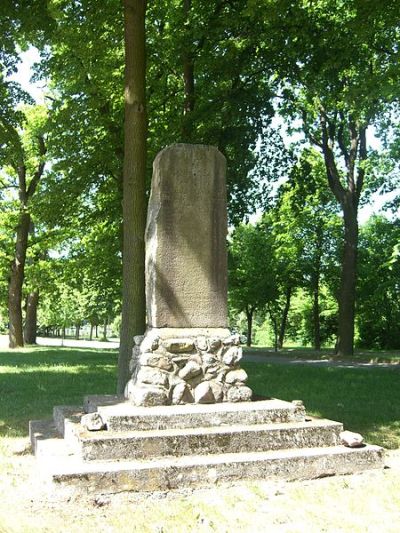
[[125, 330, 252, 407]]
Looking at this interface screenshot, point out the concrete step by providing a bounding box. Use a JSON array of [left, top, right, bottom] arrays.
[[42, 444, 384, 494], [67, 418, 343, 461], [92, 398, 307, 431], [30, 419, 77, 459]]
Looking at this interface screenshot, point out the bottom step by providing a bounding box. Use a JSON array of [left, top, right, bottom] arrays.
[[44, 445, 383, 494]]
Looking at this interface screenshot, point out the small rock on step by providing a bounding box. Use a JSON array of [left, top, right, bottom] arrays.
[[340, 430, 364, 448], [81, 412, 106, 431]]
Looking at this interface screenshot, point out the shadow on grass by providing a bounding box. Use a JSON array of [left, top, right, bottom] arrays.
[[243, 361, 400, 449], [0, 347, 118, 438]]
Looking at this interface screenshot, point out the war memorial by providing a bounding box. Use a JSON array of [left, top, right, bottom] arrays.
[[30, 144, 384, 493]]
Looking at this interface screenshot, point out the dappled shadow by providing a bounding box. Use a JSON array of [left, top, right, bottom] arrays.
[[243, 361, 400, 449], [0, 347, 117, 438]]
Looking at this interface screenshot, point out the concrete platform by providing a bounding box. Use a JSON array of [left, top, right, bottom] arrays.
[[29, 398, 385, 494], [88, 397, 307, 430]]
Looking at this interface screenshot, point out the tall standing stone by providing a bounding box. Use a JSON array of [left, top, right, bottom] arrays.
[[125, 144, 252, 406], [146, 144, 228, 328]]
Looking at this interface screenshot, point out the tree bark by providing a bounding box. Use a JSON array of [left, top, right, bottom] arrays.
[[103, 318, 108, 340], [89, 323, 94, 341], [245, 306, 254, 347], [118, 0, 147, 394], [312, 226, 322, 351], [278, 286, 292, 349], [182, 0, 195, 140], [75, 323, 80, 340], [24, 290, 39, 344], [336, 200, 358, 356], [312, 281, 321, 351], [320, 115, 366, 357], [8, 211, 31, 348]]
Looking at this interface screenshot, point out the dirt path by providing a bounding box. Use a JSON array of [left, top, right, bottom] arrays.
[[1, 437, 400, 533], [242, 352, 400, 369]]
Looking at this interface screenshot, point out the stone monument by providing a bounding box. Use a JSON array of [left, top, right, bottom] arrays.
[[125, 144, 252, 406]]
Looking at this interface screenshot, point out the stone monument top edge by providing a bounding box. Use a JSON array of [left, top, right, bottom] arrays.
[[153, 143, 226, 166]]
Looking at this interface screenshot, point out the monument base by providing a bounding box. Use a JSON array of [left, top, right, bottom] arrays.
[[125, 328, 252, 406]]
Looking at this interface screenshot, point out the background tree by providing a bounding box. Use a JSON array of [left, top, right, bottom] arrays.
[[228, 221, 278, 346], [250, 0, 400, 355], [0, 105, 48, 347], [357, 216, 400, 349]]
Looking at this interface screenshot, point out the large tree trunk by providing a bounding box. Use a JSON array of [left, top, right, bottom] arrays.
[[8, 211, 31, 348], [117, 0, 147, 394], [24, 290, 39, 344], [182, 0, 195, 141], [320, 116, 366, 357], [312, 282, 321, 351], [245, 306, 254, 347], [336, 202, 358, 356], [278, 287, 292, 349], [312, 227, 322, 351]]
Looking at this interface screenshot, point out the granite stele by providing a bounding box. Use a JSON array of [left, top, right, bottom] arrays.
[[125, 144, 252, 406], [30, 144, 384, 494]]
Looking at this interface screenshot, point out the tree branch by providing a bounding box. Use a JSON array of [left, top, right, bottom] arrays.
[[26, 135, 47, 200], [356, 126, 367, 202], [320, 110, 346, 205]]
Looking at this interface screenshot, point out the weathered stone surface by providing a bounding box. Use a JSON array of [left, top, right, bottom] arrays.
[[129, 386, 169, 407], [225, 369, 248, 384], [163, 338, 194, 353], [194, 381, 215, 404], [146, 144, 228, 328], [227, 385, 253, 403], [209, 381, 224, 402], [340, 430, 364, 448], [171, 383, 194, 405], [189, 353, 203, 365], [140, 352, 173, 371], [209, 338, 222, 352], [223, 334, 240, 346], [98, 399, 308, 431], [195, 336, 208, 351], [134, 335, 145, 347], [178, 360, 202, 380], [129, 345, 140, 373], [80, 412, 105, 431], [136, 367, 169, 389], [222, 346, 243, 365]]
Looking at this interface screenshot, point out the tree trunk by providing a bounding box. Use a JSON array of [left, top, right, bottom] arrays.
[[312, 227, 322, 351], [24, 290, 39, 344], [103, 318, 108, 340], [182, 0, 195, 140], [95, 324, 98, 338], [8, 211, 31, 348], [75, 323, 80, 340], [118, 0, 148, 394], [245, 306, 254, 347], [89, 324, 94, 341], [313, 282, 321, 351], [278, 287, 292, 349], [336, 202, 358, 356]]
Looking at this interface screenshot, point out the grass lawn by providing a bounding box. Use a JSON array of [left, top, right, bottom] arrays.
[[0, 345, 400, 532], [243, 362, 400, 449], [0, 345, 118, 441]]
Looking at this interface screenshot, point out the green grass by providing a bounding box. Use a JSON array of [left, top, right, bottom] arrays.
[[243, 361, 400, 449], [0, 345, 118, 438], [0, 345, 399, 449]]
